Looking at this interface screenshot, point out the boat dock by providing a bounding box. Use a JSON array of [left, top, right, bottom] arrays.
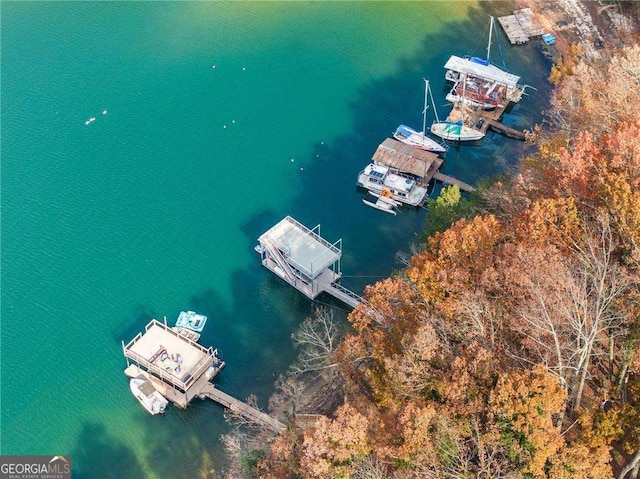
[[498, 8, 544, 45], [445, 103, 526, 141], [123, 318, 286, 433], [372, 138, 443, 185], [256, 216, 365, 309]]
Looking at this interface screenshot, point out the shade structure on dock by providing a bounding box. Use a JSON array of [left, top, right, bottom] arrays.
[[444, 55, 521, 89], [258, 216, 341, 280], [372, 138, 442, 181]]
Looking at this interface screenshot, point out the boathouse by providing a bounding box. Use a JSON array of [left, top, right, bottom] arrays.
[[257, 216, 363, 308], [372, 138, 443, 183]]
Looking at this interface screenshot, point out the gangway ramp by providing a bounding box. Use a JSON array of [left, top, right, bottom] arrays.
[[199, 382, 286, 433]]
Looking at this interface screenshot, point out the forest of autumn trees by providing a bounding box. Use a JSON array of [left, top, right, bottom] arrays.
[[224, 44, 640, 479]]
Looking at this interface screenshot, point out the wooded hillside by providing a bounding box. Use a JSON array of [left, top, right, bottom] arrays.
[[231, 44, 640, 479]]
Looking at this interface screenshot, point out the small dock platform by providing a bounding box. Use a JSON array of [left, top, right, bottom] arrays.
[[123, 318, 285, 433], [498, 8, 544, 44], [256, 216, 365, 309]]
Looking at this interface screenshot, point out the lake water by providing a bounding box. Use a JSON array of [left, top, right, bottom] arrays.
[[1, 2, 552, 477]]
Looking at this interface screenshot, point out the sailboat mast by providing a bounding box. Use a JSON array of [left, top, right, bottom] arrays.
[[422, 79, 428, 138], [427, 79, 440, 124], [486, 16, 494, 62]]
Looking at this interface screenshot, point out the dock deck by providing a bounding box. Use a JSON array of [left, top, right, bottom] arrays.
[[257, 216, 364, 309], [498, 8, 544, 45], [123, 318, 285, 433]]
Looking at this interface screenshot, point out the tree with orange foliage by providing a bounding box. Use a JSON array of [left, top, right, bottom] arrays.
[[300, 404, 371, 478], [487, 367, 568, 478]]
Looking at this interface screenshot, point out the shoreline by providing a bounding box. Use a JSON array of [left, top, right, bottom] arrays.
[[516, 0, 639, 55]]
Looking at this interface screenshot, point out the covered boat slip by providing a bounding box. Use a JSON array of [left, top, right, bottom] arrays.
[[122, 319, 224, 396], [372, 138, 443, 183], [257, 216, 364, 307], [258, 216, 342, 281], [444, 55, 521, 89]]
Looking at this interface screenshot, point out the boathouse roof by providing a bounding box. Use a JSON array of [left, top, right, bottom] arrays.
[[372, 138, 442, 179], [258, 216, 341, 280], [445, 55, 521, 88]]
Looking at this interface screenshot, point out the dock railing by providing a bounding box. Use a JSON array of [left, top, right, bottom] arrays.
[[122, 319, 218, 392]]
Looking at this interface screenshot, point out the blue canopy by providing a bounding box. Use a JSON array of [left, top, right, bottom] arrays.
[[470, 56, 489, 66], [395, 125, 415, 136]]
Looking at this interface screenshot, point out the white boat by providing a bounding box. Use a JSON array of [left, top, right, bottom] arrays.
[[362, 189, 401, 215], [393, 80, 447, 153], [130, 376, 168, 415], [363, 198, 397, 215], [175, 310, 207, 333], [432, 81, 485, 142], [444, 16, 525, 106], [431, 120, 484, 142], [357, 163, 428, 206]]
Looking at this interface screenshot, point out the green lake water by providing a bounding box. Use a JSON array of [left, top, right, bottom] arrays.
[[1, 2, 552, 477]]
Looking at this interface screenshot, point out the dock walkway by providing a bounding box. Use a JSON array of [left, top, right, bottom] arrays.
[[199, 383, 286, 433], [433, 172, 475, 193]]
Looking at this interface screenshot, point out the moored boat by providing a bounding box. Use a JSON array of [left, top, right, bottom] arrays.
[[444, 17, 526, 107], [393, 124, 447, 153], [430, 120, 484, 142], [393, 79, 447, 154], [175, 310, 207, 333], [357, 163, 428, 206], [130, 375, 169, 415]]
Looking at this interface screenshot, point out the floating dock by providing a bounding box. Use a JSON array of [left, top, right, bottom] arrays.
[[498, 8, 544, 45], [257, 216, 365, 309], [122, 318, 286, 433]]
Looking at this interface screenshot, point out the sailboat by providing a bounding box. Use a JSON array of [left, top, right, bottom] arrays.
[[393, 79, 447, 153], [431, 75, 485, 142], [443, 16, 525, 108]]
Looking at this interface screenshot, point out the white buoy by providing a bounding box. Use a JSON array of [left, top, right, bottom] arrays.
[[102, 110, 107, 115], [223, 125, 227, 129]]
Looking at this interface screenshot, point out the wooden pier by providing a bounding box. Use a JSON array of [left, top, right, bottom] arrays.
[[433, 172, 475, 193], [199, 383, 286, 433], [123, 318, 285, 433], [257, 216, 365, 309], [498, 8, 544, 45]]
